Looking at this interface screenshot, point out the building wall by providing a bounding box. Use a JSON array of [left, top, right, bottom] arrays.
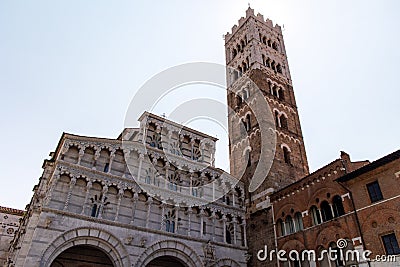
[[270, 153, 370, 267], [0, 207, 23, 266], [341, 156, 400, 264], [6, 113, 247, 267]]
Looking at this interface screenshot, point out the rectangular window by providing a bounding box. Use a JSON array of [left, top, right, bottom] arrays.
[[367, 181, 383, 203], [382, 233, 400, 255]]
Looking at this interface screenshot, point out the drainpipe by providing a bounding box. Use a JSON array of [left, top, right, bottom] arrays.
[[338, 159, 371, 267]]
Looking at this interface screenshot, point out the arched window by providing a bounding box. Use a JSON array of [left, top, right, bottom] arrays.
[[271, 61, 276, 71], [320, 201, 333, 222], [246, 149, 252, 167], [275, 111, 280, 127], [265, 58, 271, 68], [272, 85, 278, 97], [91, 204, 98, 217], [277, 63, 282, 74], [283, 146, 291, 165], [294, 212, 304, 232], [103, 163, 109, 173], [241, 40, 245, 49], [226, 224, 233, 244], [165, 210, 176, 233], [280, 114, 288, 130], [332, 195, 345, 217], [168, 173, 179, 191], [267, 39, 272, 47], [279, 88, 285, 100], [232, 48, 237, 58], [285, 216, 294, 234], [272, 42, 278, 51], [243, 62, 248, 72], [310, 206, 321, 225], [277, 219, 285, 236], [192, 187, 198, 197], [246, 114, 251, 132], [226, 196, 230, 206], [236, 94, 242, 107], [262, 54, 266, 65], [149, 132, 162, 149], [262, 36, 267, 44]]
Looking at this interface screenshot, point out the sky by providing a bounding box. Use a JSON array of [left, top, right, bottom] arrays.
[[1, 0, 399, 210]]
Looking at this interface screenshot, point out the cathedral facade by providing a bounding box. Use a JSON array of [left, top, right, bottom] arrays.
[[2, 8, 399, 267]]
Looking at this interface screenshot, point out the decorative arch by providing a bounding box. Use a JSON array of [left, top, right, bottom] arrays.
[[135, 240, 202, 267], [40, 227, 130, 267]]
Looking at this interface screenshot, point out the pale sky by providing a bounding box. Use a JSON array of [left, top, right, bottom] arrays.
[[1, 0, 399, 209]]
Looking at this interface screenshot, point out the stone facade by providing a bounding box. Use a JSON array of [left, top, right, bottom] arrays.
[[0, 207, 23, 265], [5, 112, 247, 267]]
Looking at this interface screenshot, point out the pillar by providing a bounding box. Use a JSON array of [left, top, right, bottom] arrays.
[[81, 180, 92, 215], [63, 177, 76, 211]]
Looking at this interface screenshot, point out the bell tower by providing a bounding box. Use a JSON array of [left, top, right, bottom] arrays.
[[226, 7, 309, 211], [225, 8, 309, 266]]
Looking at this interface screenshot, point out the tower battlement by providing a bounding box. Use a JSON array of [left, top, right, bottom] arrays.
[[224, 7, 282, 42]]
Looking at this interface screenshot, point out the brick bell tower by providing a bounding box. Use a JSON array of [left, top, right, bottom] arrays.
[[225, 8, 309, 266]]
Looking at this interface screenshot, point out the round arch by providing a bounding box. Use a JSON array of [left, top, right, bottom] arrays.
[[135, 240, 202, 267], [40, 227, 130, 267]]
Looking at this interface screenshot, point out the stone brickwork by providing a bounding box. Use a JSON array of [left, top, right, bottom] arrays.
[[225, 7, 310, 267], [0, 207, 23, 266], [5, 112, 247, 267]]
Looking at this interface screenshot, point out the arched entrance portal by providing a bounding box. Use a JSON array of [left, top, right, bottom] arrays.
[[50, 245, 114, 267], [146, 256, 187, 267]]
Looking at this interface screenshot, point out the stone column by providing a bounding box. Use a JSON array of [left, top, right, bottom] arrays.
[[81, 180, 92, 215], [330, 204, 335, 217], [114, 188, 124, 221], [187, 207, 192, 237], [152, 157, 158, 185], [107, 151, 115, 174], [233, 216, 237, 245], [93, 149, 100, 170], [175, 205, 179, 234], [164, 163, 170, 189], [200, 208, 205, 237], [211, 210, 216, 241], [232, 191, 236, 206], [77, 147, 85, 165], [130, 193, 139, 224], [222, 214, 227, 243], [242, 218, 247, 247], [97, 185, 108, 219], [63, 177, 76, 211], [45, 172, 61, 206], [137, 153, 144, 181], [318, 209, 323, 223], [160, 203, 166, 231], [145, 197, 153, 228]]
